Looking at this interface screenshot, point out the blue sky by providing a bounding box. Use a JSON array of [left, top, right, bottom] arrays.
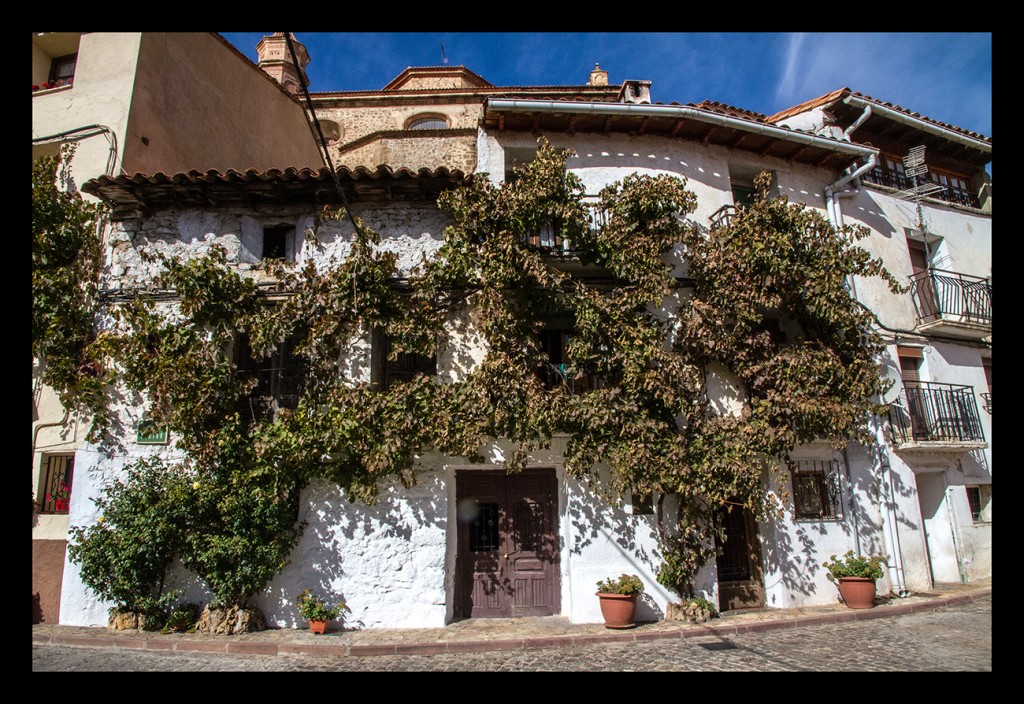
[[221, 33, 991, 139]]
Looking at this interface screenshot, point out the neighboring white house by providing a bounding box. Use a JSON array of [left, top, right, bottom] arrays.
[[47, 38, 991, 629]]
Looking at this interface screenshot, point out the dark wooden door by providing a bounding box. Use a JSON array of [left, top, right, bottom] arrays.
[[455, 468, 560, 618], [715, 502, 765, 611], [899, 349, 929, 440], [908, 239, 938, 320]]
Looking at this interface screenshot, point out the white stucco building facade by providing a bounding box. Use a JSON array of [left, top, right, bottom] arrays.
[[46, 39, 990, 630]]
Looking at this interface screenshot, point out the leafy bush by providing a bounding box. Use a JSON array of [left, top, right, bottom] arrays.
[[596, 573, 645, 596], [67, 457, 191, 612], [822, 551, 885, 580], [295, 589, 349, 622]]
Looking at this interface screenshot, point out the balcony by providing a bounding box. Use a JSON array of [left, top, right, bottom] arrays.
[[910, 269, 992, 339], [537, 362, 603, 395], [520, 203, 608, 257], [861, 167, 980, 209], [709, 204, 738, 231], [888, 381, 986, 451]]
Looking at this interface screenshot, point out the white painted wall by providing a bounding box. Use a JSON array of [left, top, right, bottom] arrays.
[[60, 128, 991, 627]]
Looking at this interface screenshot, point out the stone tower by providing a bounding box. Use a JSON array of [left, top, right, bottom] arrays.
[[256, 32, 310, 94]]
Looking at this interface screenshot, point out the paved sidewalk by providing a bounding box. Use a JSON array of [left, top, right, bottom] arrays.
[[32, 579, 990, 659]]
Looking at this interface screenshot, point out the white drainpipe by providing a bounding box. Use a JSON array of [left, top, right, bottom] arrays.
[[825, 102, 909, 597], [842, 95, 991, 154]]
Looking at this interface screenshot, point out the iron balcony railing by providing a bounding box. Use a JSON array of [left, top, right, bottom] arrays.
[[981, 392, 991, 414], [709, 204, 738, 231], [888, 381, 985, 444], [910, 268, 992, 327], [520, 203, 608, 256], [861, 167, 980, 209], [537, 362, 603, 395]]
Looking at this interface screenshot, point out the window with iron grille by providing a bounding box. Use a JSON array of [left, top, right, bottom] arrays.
[[406, 115, 448, 130], [235, 330, 309, 421], [371, 329, 436, 391], [39, 454, 74, 514], [791, 459, 842, 520], [966, 486, 991, 523]]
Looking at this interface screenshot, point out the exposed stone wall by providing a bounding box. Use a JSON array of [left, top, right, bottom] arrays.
[[334, 133, 476, 172], [318, 103, 481, 149]]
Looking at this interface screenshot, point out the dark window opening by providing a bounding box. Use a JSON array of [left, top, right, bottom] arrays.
[[791, 460, 842, 520], [372, 329, 436, 391], [262, 225, 293, 261], [731, 184, 756, 207], [48, 53, 77, 88], [536, 326, 602, 395], [39, 454, 74, 514], [966, 486, 983, 522], [236, 330, 308, 421], [630, 490, 654, 515]]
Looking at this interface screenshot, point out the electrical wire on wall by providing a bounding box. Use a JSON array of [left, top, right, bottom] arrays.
[[32, 124, 123, 179]]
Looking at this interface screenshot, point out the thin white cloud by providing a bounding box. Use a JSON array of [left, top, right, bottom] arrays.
[[774, 33, 806, 105]]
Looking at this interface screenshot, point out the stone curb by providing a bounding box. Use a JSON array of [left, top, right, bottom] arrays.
[[35, 588, 990, 659]]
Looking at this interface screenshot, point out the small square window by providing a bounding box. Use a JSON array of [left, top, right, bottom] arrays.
[[791, 460, 843, 520], [39, 454, 74, 514], [49, 53, 77, 88], [371, 329, 436, 392], [262, 225, 294, 261], [630, 490, 654, 515]]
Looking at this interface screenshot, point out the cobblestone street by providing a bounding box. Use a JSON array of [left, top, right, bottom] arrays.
[[33, 596, 991, 672]]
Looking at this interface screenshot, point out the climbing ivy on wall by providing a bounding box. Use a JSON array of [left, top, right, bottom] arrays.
[[32, 145, 108, 429], [59, 139, 901, 609]]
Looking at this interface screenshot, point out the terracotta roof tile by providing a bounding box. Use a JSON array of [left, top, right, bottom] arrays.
[[766, 87, 989, 143], [691, 100, 767, 122], [85, 165, 470, 190], [848, 90, 990, 142]]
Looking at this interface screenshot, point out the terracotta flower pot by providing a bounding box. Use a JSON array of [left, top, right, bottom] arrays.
[[596, 592, 638, 629], [836, 577, 876, 609], [308, 619, 328, 634]]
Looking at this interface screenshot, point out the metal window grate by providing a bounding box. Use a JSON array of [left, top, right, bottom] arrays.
[[39, 454, 74, 514], [791, 460, 842, 520], [966, 487, 983, 522]]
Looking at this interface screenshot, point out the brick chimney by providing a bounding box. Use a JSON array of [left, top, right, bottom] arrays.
[[256, 32, 310, 94], [588, 63, 608, 86]]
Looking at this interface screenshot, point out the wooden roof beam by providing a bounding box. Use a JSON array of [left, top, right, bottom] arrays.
[[671, 118, 686, 138], [498, 113, 505, 132], [637, 116, 649, 136], [758, 139, 776, 157], [727, 132, 748, 149], [783, 145, 806, 162], [603, 114, 612, 135], [700, 125, 717, 146], [532, 113, 541, 136], [568, 114, 576, 136]]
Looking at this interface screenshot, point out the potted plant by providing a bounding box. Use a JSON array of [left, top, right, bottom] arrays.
[[46, 483, 70, 512], [295, 588, 349, 634], [595, 573, 645, 629], [822, 551, 885, 609]]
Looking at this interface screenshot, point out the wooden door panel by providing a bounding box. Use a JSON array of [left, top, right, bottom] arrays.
[[455, 469, 559, 618], [715, 502, 765, 611]]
